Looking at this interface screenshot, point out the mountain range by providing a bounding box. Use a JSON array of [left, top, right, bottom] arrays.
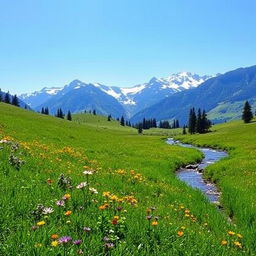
[[19, 65, 256, 124], [20, 72, 212, 118]]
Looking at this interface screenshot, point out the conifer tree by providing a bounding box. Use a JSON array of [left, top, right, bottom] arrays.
[[4, 91, 11, 104], [188, 108, 196, 134], [201, 110, 211, 133], [176, 120, 180, 128], [242, 101, 253, 123], [107, 115, 112, 121], [41, 107, 45, 114], [196, 108, 202, 133], [11, 94, 19, 107], [93, 109, 96, 115], [138, 123, 143, 134], [67, 110, 72, 121], [120, 116, 125, 126], [172, 120, 176, 129], [0, 89, 2, 102], [182, 125, 187, 135], [45, 107, 49, 115]]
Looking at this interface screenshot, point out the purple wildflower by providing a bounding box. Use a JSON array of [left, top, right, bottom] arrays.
[[59, 236, 72, 244], [73, 240, 82, 246], [103, 236, 110, 242], [146, 215, 152, 220], [104, 243, 114, 249], [56, 200, 65, 207]]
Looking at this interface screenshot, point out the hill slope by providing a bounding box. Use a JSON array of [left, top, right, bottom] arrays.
[[0, 102, 255, 255], [131, 65, 256, 124]]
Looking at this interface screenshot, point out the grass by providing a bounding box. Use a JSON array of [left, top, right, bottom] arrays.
[[176, 119, 256, 252], [0, 103, 251, 255]]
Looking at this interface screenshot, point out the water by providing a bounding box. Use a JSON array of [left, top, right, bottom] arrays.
[[167, 138, 228, 203]]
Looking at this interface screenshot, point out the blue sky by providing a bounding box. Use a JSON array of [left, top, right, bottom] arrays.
[[0, 0, 255, 94]]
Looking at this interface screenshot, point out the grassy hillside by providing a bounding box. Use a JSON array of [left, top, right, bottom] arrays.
[[207, 98, 256, 123], [176, 119, 256, 252], [0, 103, 252, 255]]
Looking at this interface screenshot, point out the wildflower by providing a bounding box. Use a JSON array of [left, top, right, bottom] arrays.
[[234, 241, 242, 249], [37, 221, 46, 226], [76, 182, 88, 189], [59, 236, 72, 244], [66, 220, 71, 224], [51, 234, 59, 240], [221, 240, 228, 246], [63, 194, 71, 200], [112, 217, 119, 225], [47, 179, 53, 185], [177, 231, 184, 237], [99, 204, 109, 210], [103, 236, 110, 242], [83, 227, 91, 233], [103, 191, 111, 197], [73, 240, 82, 246], [104, 243, 114, 249], [181, 226, 186, 230], [42, 207, 54, 215], [56, 200, 65, 207], [32, 225, 39, 231], [228, 231, 235, 236], [51, 241, 59, 247], [237, 233, 243, 239], [34, 243, 43, 248], [64, 210, 72, 216], [146, 215, 152, 220], [151, 221, 158, 226], [83, 170, 94, 175], [89, 187, 98, 194], [77, 249, 84, 255]]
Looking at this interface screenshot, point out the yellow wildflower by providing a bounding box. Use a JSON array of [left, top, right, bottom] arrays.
[[221, 240, 228, 246], [51, 241, 59, 247], [234, 241, 242, 249], [37, 221, 46, 226], [151, 221, 158, 226], [228, 231, 235, 236]]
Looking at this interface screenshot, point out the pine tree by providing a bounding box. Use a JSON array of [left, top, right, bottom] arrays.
[[196, 108, 202, 133], [120, 116, 125, 126], [41, 107, 45, 114], [242, 101, 253, 123], [4, 91, 11, 104], [172, 120, 176, 129], [182, 125, 187, 135], [0, 89, 2, 102], [201, 110, 211, 133], [188, 108, 196, 134], [138, 123, 143, 134], [93, 109, 96, 115], [176, 120, 180, 128], [45, 107, 49, 115], [107, 115, 112, 121], [11, 94, 19, 107], [67, 110, 72, 121]]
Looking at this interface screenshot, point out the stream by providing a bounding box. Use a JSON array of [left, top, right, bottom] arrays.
[[167, 138, 228, 204]]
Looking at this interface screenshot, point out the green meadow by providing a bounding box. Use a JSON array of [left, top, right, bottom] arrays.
[[0, 102, 254, 255]]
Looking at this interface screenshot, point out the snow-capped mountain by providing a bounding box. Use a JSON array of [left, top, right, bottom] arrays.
[[19, 72, 213, 117]]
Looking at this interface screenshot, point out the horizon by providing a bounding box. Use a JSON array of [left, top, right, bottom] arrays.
[[1, 0, 256, 94]]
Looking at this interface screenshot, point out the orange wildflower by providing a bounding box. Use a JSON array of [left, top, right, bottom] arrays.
[[64, 210, 72, 216]]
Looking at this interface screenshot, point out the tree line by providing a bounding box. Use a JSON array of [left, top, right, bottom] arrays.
[[0, 90, 20, 107]]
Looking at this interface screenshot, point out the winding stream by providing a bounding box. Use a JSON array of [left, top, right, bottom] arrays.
[[167, 138, 228, 204]]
